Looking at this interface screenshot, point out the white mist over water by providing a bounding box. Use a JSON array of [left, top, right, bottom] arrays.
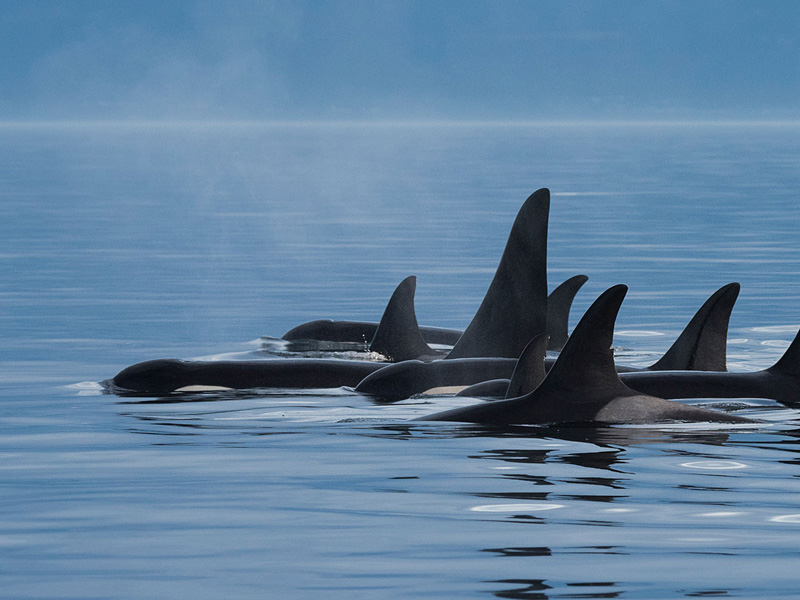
[[2, 123, 800, 599]]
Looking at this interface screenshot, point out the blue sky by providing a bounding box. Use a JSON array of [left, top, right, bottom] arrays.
[[2, 0, 800, 121]]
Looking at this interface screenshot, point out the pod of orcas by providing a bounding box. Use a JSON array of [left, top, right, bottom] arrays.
[[105, 188, 800, 426]]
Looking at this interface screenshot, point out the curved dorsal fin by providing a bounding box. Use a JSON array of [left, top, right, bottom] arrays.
[[546, 275, 589, 351], [447, 188, 549, 359], [505, 334, 548, 398], [534, 285, 631, 397], [649, 283, 739, 372], [768, 327, 800, 377], [369, 276, 437, 362]]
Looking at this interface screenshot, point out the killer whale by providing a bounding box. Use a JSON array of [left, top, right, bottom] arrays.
[[107, 189, 550, 396], [455, 282, 741, 399], [368, 273, 587, 363], [282, 319, 462, 347], [106, 358, 386, 396], [416, 286, 753, 426], [620, 326, 800, 407], [355, 283, 742, 402], [282, 273, 587, 355], [647, 282, 739, 372], [284, 188, 551, 360], [367, 275, 444, 362], [546, 275, 589, 351], [502, 334, 549, 398], [454, 335, 549, 400], [354, 357, 518, 402]]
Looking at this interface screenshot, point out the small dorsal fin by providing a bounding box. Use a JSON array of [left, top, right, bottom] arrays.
[[505, 334, 548, 398], [649, 283, 739, 372], [447, 188, 549, 359], [546, 275, 588, 351], [369, 276, 437, 362], [535, 285, 631, 397], [768, 327, 800, 377]]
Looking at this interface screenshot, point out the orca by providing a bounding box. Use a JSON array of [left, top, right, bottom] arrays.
[[546, 275, 588, 351], [416, 286, 754, 426], [454, 335, 549, 399], [280, 272, 586, 354], [355, 354, 649, 402], [357, 283, 741, 402], [366, 273, 571, 363], [282, 319, 462, 347], [647, 282, 739, 372], [407, 336, 548, 399], [367, 275, 444, 362], [620, 327, 800, 407], [108, 183, 767, 414], [282, 188, 550, 360], [106, 358, 386, 396], [354, 357, 518, 402], [106, 189, 547, 397], [424, 188, 551, 359], [503, 334, 549, 398]]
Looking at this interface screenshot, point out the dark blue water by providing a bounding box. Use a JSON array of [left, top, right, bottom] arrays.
[[2, 122, 800, 599]]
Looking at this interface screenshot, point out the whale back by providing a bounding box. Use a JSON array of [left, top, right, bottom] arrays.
[[649, 283, 739, 372], [447, 188, 549, 359]]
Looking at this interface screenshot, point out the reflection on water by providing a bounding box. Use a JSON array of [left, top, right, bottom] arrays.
[[4, 123, 800, 598], [489, 579, 623, 600]]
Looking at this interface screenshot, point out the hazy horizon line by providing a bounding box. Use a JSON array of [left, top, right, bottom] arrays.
[[3, 118, 800, 129]]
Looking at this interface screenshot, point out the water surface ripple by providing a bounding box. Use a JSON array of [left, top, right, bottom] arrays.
[[2, 123, 800, 599]]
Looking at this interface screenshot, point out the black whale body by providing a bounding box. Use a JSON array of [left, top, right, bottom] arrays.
[[107, 189, 550, 396], [366, 274, 588, 362], [354, 355, 644, 402], [282, 320, 462, 347], [107, 358, 386, 396], [281, 274, 588, 354], [455, 282, 742, 400], [356, 283, 741, 402], [621, 357, 800, 407], [355, 358, 519, 402], [416, 286, 754, 426], [284, 188, 551, 361]]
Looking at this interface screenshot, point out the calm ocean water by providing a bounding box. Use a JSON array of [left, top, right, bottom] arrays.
[[2, 122, 800, 599]]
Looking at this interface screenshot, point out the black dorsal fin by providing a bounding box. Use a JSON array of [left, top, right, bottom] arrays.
[[768, 327, 800, 377], [534, 285, 631, 397], [546, 275, 589, 351], [447, 188, 549, 359], [505, 334, 548, 399], [649, 283, 739, 372], [369, 276, 436, 362]]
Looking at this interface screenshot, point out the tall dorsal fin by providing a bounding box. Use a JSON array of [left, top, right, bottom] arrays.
[[546, 275, 588, 351], [504, 334, 548, 399], [447, 188, 549, 359], [369, 276, 437, 362], [768, 327, 800, 377], [649, 283, 739, 372], [534, 285, 632, 397]]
